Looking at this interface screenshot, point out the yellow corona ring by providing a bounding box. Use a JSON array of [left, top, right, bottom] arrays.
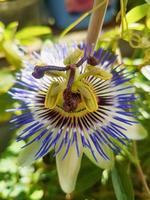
[[44, 49, 112, 118]]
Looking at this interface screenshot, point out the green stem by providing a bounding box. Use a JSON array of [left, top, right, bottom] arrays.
[[120, 0, 128, 37], [86, 0, 109, 55], [66, 193, 72, 200], [133, 141, 150, 198]]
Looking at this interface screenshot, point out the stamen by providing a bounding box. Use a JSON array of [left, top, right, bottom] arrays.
[[32, 44, 97, 80], [32, 65, 69, 79]]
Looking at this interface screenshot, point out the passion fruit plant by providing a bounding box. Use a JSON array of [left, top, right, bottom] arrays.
[[0, 0, 150, 200]]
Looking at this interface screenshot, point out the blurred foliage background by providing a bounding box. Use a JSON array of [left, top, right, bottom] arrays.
[[0, 0, 150, 199]]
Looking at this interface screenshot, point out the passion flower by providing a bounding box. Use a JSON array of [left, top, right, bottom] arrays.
[[9, 43, 147, 194]]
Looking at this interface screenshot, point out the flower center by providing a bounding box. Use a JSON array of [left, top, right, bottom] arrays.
[[32, 46, 113, 116], [44, 77, 99, 116], [63, 88, 81, 112]]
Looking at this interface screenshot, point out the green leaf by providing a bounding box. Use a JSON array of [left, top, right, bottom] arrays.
[[0, 69, 15, 93], [128, 23, 145, 31], [3, 22, 18, 41], [145, 0, 150, 4], [2, 41, 22, 68], [4, 22, 18, 40], [0, 22, 5, 42], [111, 162, 134, 200], [126, 4, 150, 24], [0, 21, 5, 29], [30, 190, 43, 200], [0, 93, 13, 122], [76, 156, 101, 192], [146, 17, 150, 29], [16, 26, 51, 40]]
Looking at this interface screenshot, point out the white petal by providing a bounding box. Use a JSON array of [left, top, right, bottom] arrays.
[[106, 111, 148, 140], [17, 132, 53, 166], [56, 143, 83, 194], [41, 43, 65, 66], [125, 123, 148, 140], [84, 143, 114, 169], [17, 141, 42, 166], [97, 106, 147, 140]]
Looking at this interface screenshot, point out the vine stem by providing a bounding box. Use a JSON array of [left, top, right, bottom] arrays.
[[133, 141, 150, 197], [86, 0, 109, 55]]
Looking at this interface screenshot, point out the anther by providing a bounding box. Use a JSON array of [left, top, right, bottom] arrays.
[[32, 66, 45, 79], [87, 56, 98, 66], [32, 65, 69, 79]]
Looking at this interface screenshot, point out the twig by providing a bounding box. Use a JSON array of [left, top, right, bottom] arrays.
[[86, 0, 109, 55], [133, 141, 150, 198]]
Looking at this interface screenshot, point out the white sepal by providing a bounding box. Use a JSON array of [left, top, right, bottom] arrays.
[[84, 142, 114, 170], [125, 123, 148, 140], [17, 141, 42, 166], [56, 142, 83, 194]]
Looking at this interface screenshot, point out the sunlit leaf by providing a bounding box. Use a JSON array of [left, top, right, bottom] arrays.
[[126, 4, 149, 24], [2, 41, 22, 68], [30, 190, 43, 200], [4, 22, 18, 40], [145, 0, 150, 4], [16, 26, 51, 40], [146, 17, 150, 29], [76, 156, 101, 192], [0, 21, 5, 29], [128, 23, 145, 30], [0, 93, 13, 122], [0, 69, 15, 93]]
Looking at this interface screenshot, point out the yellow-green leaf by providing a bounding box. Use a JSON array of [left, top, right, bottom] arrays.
[[146, 17, 150, 29], [0, 21, 5, 29], [0, 69, 15, 93], [126, 3, 149, 24], [111, 162, 134, 200], [16, 26, 51, 40], [2, 41, 22, 68], [4, 22, 18, 40], [128, 23, 145, 31]]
